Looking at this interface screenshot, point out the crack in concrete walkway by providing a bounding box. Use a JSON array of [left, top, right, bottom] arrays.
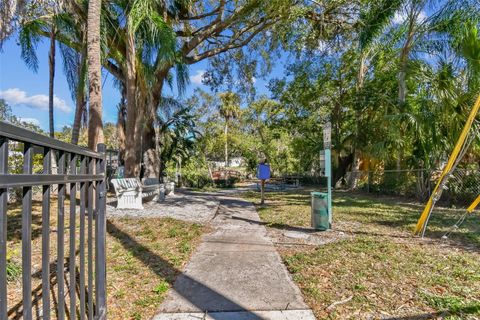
[[154, 195, 315, 320]]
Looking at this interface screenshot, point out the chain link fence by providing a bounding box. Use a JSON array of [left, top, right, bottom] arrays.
[[344, 168, 480, 208]]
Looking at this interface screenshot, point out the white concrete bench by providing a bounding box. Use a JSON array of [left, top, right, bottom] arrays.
[[111, 178, 161, 209], [142, 178, 163, 200], [142, 178, 165, 202]]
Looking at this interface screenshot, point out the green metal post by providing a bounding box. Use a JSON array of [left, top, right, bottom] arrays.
[[325, 148, 332, 226]]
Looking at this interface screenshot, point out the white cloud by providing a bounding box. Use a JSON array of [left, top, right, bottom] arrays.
[[393, 10, 427, 25], [252, 77, 257, 84], [190, 70, 205, 85], [392, 12, 405, 24], [18, 117, 41, 126], [0, 88, 72, 113]]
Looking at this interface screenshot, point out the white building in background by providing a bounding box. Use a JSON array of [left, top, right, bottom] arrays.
[[229, 157, 244, 167], [211, 157, 245, 168]]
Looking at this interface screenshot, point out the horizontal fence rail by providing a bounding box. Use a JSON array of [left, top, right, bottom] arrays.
[[0, 121, 107, 320]]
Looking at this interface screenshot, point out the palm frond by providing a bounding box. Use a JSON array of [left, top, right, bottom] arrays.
[[359, 0, 403, 50], [59, 42, 81, 101], [18, 19, 45, 72]]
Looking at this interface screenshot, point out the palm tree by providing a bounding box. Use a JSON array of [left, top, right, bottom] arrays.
[[218, 92, 241, 167], [18, 2, 60, 138], [156, 97, 198, 178], [457, 23, 480, 91], [70, 48, 87, 145], [87, 0, 104, 150], [347, 0, 403, 188], [104, 0, 178, 177], [57, 5, 89, 146]]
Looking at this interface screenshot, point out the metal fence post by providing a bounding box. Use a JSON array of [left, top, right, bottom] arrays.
[[22, 143, 34, 319], [95, 144, 107, 319], [0, 138, 8, 320]]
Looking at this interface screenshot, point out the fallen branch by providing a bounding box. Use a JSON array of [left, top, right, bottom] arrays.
[[326, 295, 353, 312]]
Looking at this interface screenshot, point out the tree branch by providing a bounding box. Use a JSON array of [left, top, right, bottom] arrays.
[[185, 19, 275, 64], [104, 59, 124, 81]]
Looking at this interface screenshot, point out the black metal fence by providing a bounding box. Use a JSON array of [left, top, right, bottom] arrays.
[[345, 168, 480, 206], [0, 121, 107, 319]]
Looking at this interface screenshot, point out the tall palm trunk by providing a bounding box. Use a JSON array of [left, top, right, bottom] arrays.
[[224, 121, 229, 167], [142, 118, 159, 178], [143, 68, 169, 179], [71, 50, 87, 145], [124, 31, 138, 176], [134, 99, 145, 178], [396, 6, 417, 170], [48, 28, 55, 138], [349, 50, 368, 189], [87, 0, 104, 150]]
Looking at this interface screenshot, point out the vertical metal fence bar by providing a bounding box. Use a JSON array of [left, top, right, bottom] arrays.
[[87, 157, 95, 320], [22, 142, 34, 320], [42, 148, 52, 320], [95, 144, 106, 319], [0, 137, 8, 320], [69, 154, 77, 320], [57, 150, 66, 320], [79, 156, 86, 320]]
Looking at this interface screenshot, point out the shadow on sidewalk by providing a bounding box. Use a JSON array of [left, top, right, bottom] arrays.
[[107, 220, 265, 319], [231, 215, 317, 234]]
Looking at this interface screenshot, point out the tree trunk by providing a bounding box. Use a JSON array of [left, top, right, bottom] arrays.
[[48, 28, 55, 138], [71, 51, 87, 145], [398, 67, 407, 104], [357, 52, 367, 90], [142, 119, 159, 178], [397, 9, 416, 171], [398, 4, 417, 106], [71, 86, 86, 145], [224, 122, 228, 167], [124, 31, 137, 176], [134, 97, 144, 178], [348, 150, 361, 189], [87, 0, 104, 150], [349, 50, 368, 190], [334, 153, 354, 187], [142, 68, 169, 179]]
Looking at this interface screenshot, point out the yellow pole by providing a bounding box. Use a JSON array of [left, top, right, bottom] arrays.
[[467, 195, 480, 213], [414, 94, 480, 235]]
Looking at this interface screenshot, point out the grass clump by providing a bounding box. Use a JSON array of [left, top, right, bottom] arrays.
[[6, 260, 21, 282]]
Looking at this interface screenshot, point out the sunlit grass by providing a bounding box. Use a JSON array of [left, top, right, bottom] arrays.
[[241, 189, 480, 319]]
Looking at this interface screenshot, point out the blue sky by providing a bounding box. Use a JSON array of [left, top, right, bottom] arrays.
[[0, 34, 279, 131]]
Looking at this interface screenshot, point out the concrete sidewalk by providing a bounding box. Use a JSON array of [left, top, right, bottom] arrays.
[[154, 196, 315, 320]]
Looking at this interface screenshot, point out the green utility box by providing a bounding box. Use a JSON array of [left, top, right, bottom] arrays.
[[311, 192, 330, 230]]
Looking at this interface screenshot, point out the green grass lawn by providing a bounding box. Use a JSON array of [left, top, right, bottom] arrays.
[[242, 189, 480, 320]]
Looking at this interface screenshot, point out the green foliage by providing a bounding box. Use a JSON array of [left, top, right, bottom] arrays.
[[152, 281, 170, 294], [422, 293, 480, 318], [358, 0, 403, 49], [6, 260, 21, 282], [55, 123, 118, 149]]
